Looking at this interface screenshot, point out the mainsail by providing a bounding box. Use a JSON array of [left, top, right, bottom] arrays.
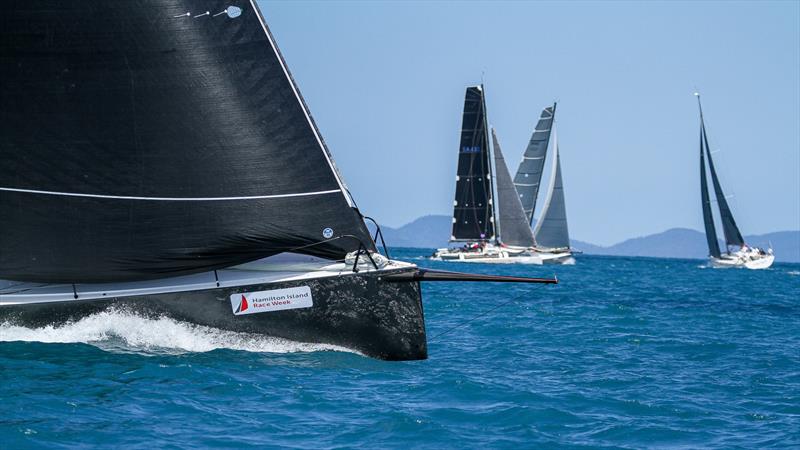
[[700, 127, 722, 258], [0, 1, 375, 283], [532, 130, 571, 250], [491, 129, 535, 248], [697, 94, 745, 251], [514, 104, 556, 224], [450, 86, 495, 242]]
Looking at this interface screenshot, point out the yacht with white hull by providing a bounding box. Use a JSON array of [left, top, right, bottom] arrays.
[[695, 93, 774, 270], [514, 105, 575, 264], [433, 86, 541, 264]]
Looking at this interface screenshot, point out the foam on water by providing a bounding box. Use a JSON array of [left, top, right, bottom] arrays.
[[0, 308, 355, 355]]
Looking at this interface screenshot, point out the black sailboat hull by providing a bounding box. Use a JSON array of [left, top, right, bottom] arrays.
[[0, 269, 427, 361]]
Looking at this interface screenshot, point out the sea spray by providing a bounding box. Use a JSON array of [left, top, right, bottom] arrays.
[[0, 308, 355, 355]]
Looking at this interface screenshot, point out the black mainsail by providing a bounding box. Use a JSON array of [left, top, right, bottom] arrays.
[[700, 127, 722, 258], [491, 129, 536, 248], [0, 0, 375, 283], [514, 104, 556, 224], [697, 94, 745, 254], [450, 86, 495, 242], [533, 132, 571, 250]]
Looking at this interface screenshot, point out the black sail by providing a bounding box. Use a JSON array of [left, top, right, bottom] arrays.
[[0, 1, 375, 283], [700, 127, 722, 258], [491, 129, 535, 248], [450, 86, 495, 242], [514, 104, 555, 224], [703, 128, 745, 249]]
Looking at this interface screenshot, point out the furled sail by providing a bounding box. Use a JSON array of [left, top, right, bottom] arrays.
[[514, 104, 556, 224], [491, 129, 535, 248], [533, 131, 571, 250], [0, 1, 375, 283], [451, 85, 495, 242], [700, 128, 722, 258]]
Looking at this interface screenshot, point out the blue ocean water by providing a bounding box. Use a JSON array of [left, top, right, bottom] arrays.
[[2, 250, 799, 449]]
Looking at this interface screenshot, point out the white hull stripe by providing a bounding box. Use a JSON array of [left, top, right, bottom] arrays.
[[0, 186, 341, 201]]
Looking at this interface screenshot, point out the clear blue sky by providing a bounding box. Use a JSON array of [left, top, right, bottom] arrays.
[[260, 0, 799, 246]]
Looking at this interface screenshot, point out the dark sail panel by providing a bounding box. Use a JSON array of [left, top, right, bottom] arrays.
[[514, 104, 555, 224], [700, 128, 722, 258], [0, 0, 374, 283], [533, 137, 570, 250], [451, 86, 494, 242], [491, 129, 535, 248], [704, 130, 745, 248]]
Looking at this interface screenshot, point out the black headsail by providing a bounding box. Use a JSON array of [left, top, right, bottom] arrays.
[[514, 104, 556, 224], [696, 94, 745, 251], [0, 1, 375, 283], [491, 129, 535, 248], [450, 86, 495, 242]]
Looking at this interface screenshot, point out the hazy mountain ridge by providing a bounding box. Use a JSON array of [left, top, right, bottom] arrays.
[[372, 215, 800, 262]]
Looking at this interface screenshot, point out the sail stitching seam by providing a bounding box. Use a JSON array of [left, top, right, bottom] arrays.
[[0, 187, 341, 201]]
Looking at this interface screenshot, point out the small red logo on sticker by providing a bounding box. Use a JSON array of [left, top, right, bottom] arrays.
[[235, 295, 249, 313]]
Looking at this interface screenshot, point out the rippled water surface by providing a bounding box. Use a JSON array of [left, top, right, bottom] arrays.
[[2, 250, 799, 448]]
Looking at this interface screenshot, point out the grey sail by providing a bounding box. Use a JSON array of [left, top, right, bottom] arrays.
[[514, 104, 556, 224], [700, 127, 722, 258], [533, 131, 570, 250], [491, 129, 536, 248], [703, 127, 745, 249]]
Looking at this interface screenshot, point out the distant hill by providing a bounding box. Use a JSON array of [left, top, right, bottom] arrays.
[[582, 228, 711, 259], [371, 215, 800, 263], [581, 228, 799, 263], [371, 215, 452, 249]]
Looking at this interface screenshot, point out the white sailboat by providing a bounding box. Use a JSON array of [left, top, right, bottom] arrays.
[[695, 93, 774, 269], [514, 104, 575, 264]]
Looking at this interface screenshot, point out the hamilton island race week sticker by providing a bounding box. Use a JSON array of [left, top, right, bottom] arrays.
[[230, 286, 313, 316]]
